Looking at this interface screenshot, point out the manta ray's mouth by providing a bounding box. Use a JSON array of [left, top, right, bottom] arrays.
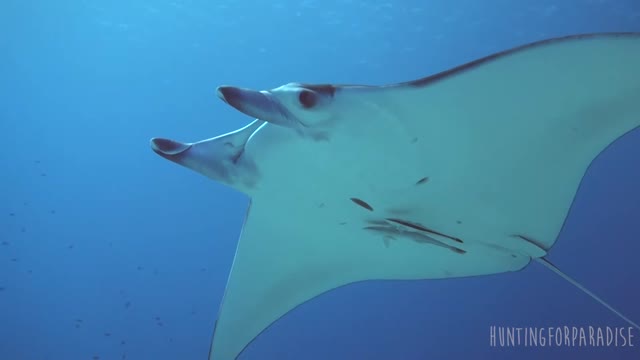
[[150, 138, 192, 156]]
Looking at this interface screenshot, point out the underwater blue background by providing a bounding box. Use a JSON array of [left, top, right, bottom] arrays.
[[2, 0, 640, 359]]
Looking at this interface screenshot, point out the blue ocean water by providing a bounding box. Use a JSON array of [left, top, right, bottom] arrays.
[[1, 0, 640, 359]]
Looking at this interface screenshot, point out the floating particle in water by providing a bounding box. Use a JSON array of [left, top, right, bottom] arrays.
[[20, 227, 26, 233], [124, 301, 131, 308], [1, 241, 8, 246], [0, 287, 5, 292], [120, 340, 126, 345], [68, 244, 74, 249], [50, 210, 56, 215], [157, 322, 163, 327], [155, 316, 160, 321], [104, 332, 111, 337], [34, 160, 41, 164], [40, 173, 46, 177], [92, 356, 99, 360], [27, 270, 32, 275], [136, 266, 143, 271], [75, 324, 80, 329], [11, 258, 17, 262], [75, 319, 83, 323], [9, 212, 15, 217]]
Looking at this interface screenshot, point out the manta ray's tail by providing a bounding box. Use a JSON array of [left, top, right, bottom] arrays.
[[535, 257, 639, 330]]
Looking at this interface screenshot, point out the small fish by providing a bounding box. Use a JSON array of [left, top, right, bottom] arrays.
[[415, 176, 429, 185], [350, 197, 374, 211]]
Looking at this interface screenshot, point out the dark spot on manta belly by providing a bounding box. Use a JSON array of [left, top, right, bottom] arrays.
[[350, 198, 373, 211], [415, 177, 429, 185]]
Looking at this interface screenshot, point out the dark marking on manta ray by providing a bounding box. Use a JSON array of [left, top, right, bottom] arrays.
[[350, 198, 373, 211], [386, 218, 464, 244], [415, 177, 429, 185]]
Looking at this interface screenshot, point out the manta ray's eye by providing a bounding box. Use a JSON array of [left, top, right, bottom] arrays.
[[298, 90, 317, 109]]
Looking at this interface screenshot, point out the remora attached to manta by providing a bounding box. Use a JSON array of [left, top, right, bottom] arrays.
[[150, 33, 640, 359]]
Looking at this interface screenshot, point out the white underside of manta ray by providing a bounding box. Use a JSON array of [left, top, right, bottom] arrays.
[[150, 33, 640, 359]]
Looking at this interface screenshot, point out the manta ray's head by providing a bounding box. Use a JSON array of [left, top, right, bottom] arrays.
[[216, 83, 337, 132]]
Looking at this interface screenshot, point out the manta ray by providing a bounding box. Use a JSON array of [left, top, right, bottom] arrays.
[[150, 33, 640, 359]]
